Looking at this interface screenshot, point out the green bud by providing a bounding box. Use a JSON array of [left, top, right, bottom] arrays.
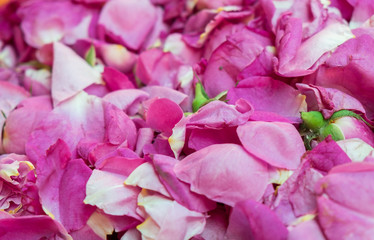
[[320, 123, 344, 141], [85, 45, 96, 67], [301, 111, 326, 131]]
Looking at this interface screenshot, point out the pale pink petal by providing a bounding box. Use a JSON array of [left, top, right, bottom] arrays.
[[136, 191, 206, 240], [52, 42, 102, 106], [84, 169, 141, 220]]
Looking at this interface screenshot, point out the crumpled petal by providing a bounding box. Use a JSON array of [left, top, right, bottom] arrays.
[[136, 190, 206, 240], [296, 83, 366, 119]]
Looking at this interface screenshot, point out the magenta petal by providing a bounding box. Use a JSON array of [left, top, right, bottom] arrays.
[[146, 98, 183, 135], [36, 139, 95, 232], [102, 67, 135, 91], [237, 121, 305, 169], [0, 215, 71, 240], [174, 144, 269, 206], [98, 0, 157, 50], [226, 200, 288, 240]]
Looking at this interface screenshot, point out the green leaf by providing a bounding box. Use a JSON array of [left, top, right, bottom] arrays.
[[320, 124, 344, 141], [301, 111, 327, 131], [192, 82, 210, 112], [329, 109, 374, 128], [85, 45, 96, 67]]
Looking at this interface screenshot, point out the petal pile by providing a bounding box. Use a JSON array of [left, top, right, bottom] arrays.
[[1, 0, 374, 239]]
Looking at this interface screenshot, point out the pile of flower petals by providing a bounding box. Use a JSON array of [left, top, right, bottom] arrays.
[[1, 0, 374, 239]]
